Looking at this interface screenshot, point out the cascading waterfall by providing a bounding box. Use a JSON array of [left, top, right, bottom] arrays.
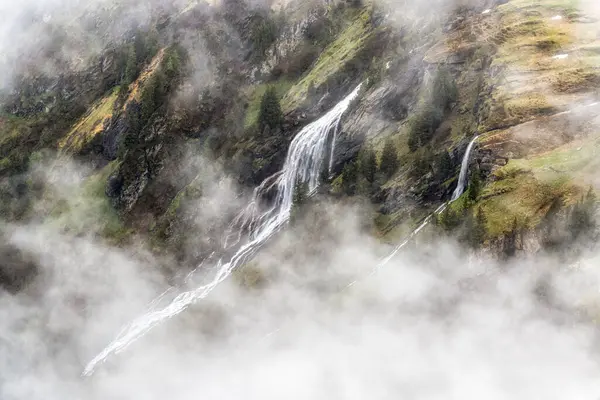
[[451, 135, 480, 201], [83, 84, 363, 376], [374, 136, 480, 269]]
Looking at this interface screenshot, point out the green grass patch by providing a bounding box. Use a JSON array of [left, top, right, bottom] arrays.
[[476, 140, 596, 237], [494, 1, 574, 67], [281, 7, 373, 111], [504, 93, 557, 120], [479, 171, 572, 236], [551, 66, 600, 93], [511, 135, 600, 182], [59, 88, 119, 153]]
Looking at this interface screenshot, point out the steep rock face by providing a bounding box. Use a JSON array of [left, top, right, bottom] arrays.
[[3, 51, 121, 118], [337, 56, 424, 170], [251, 4, 326, 81], [106, 114, 169, 214], [2, 0, 599, 266]]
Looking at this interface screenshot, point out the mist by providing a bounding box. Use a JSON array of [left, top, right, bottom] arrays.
[[3, 0, 600, 398], [3, 191, 600, 398]]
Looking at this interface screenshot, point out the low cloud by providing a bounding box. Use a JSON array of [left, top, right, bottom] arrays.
[[2, 190, 600, 398]]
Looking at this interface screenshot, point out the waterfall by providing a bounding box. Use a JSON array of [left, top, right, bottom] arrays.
[[83, 84, 362, 376], [451, 136, 479, 201], [374, 136, 480, 269]]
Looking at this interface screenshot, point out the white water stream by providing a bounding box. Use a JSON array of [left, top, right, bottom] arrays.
[[451, 135, 480, 201], [375, 135, 480, 269], [83, 84, 363, 376]]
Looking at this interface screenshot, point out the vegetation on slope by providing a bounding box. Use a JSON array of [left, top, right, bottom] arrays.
[[282, 6, 375, 111]]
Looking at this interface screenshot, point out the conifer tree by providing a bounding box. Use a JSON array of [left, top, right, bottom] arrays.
[[379, 138, 399, 179], [258, 87, 283, 133], [568, 188, 597, 240], [291, 179, 309, 223], [292, 179, 309, 207], [436, 151, 452, 179], [145, 30, 160, 61], [140, 75, 158, 123], [472, 207, 487, 246], [124, 45, 138, 85], [467, 170, 482, 202], [502, 217, 520, 258], [341, 161, 359, 195], [319, 164, 330, 185], [359, 147, 378, 183], [163, 47, 182, 83]]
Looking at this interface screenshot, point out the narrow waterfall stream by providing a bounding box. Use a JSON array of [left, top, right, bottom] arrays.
[[376, 136, 480, 268], [451, 136, 480, 201], [83, 84, 363, 376]]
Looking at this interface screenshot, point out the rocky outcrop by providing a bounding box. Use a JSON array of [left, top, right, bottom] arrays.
[[3, 51, 121, 119], [335, 57, 424, 171], [251, 4, 326, 81]]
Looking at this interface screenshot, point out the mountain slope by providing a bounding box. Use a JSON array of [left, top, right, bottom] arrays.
[[0, 0, 598, 286]]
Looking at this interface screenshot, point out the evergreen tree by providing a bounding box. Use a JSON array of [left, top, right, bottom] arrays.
[[502, 217, 520, 259], [145, 30, 160, 61], [379, 138, 399, 179], [341, 161, 359, 195], [124, 45, 138, 85], [258, 87, 283, 132], [471, 207, 487, 247], [251, 18, 277, 60], [118, 105, 142, 158], [407, 66, 456, 152], [408, 131, 419, 152], [436, 151, 452, 179], [140, 75, 158, 123], [134, 31, 147, 64], [163, 47, 182, 83], [319, 163, 330, 185], [291, 179, 309, 223], [467, 170, 482, 202], [292, 179, 309, 206], [568, 189, 597, 240], [359, 147, 378, 183]]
